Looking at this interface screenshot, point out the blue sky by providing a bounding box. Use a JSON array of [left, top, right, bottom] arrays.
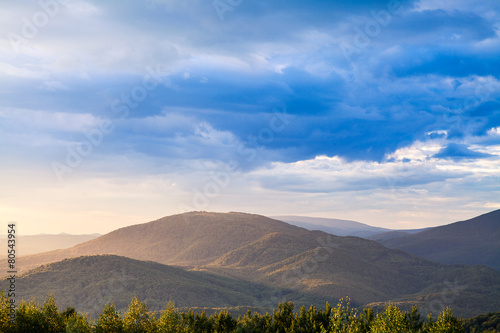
[[1, 0, 499, 234]]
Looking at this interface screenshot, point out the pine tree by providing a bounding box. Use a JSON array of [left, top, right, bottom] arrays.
[[406, 306, 424, 332], [158, 301, 184, 333], [321, 298, 362, 333], [42, 294, 65, 332], [211, 310, 237, 333], [94, 302, 124, 333], [123, 296, 156, 333], [65, 312, 92, 333], [429, 307, 464, 333], [370, 304, 410, 333], [272, 301, 295, 332], [16, 300, 47, 333]]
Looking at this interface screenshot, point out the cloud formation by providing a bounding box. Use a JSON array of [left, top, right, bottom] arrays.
[[1, 0, 499, 233]]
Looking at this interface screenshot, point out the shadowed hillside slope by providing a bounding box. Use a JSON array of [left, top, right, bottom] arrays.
[[375, 209, 500, 271], [3, 255, 280, 317]]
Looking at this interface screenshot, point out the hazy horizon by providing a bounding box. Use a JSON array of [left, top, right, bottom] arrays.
[[4, 209, 494, 236], [2, 0, 499, 234]]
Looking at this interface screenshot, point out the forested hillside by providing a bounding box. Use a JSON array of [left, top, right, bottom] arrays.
[[2, 255, 285, 317], [15, 212, 500, 318], [464, 311, 500, 333]]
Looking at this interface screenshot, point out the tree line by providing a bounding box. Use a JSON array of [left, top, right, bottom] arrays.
[[0, 291, 488, 332]]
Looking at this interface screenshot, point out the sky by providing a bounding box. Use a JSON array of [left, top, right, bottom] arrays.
[[1, 0, 499, 235]]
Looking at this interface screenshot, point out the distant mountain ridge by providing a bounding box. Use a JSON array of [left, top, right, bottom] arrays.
[[367, 228, 430, 242], [15, 211, 500, 318], [0, 233, 101, 256], [374, 209, 500, 271], [271, 215, 391, 237]]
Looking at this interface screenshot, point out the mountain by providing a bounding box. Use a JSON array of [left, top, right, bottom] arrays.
[[374, 209, 500, 272], [274, 214, 428, 241], [19, 212, 305, 272], [2, 255, 277, 317], [16, 211, 500, 317], [271, 215, 391, 237], [0, 233, 100, 256], [464, 311, 500, 332], [366, 229, 429, 242]]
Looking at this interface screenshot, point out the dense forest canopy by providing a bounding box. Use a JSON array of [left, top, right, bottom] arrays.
[[1, 292, 492, 333]]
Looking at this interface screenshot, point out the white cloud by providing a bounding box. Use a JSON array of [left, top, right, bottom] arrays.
[[194, 122, 238, 147], [250, 138, 500, 194]]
